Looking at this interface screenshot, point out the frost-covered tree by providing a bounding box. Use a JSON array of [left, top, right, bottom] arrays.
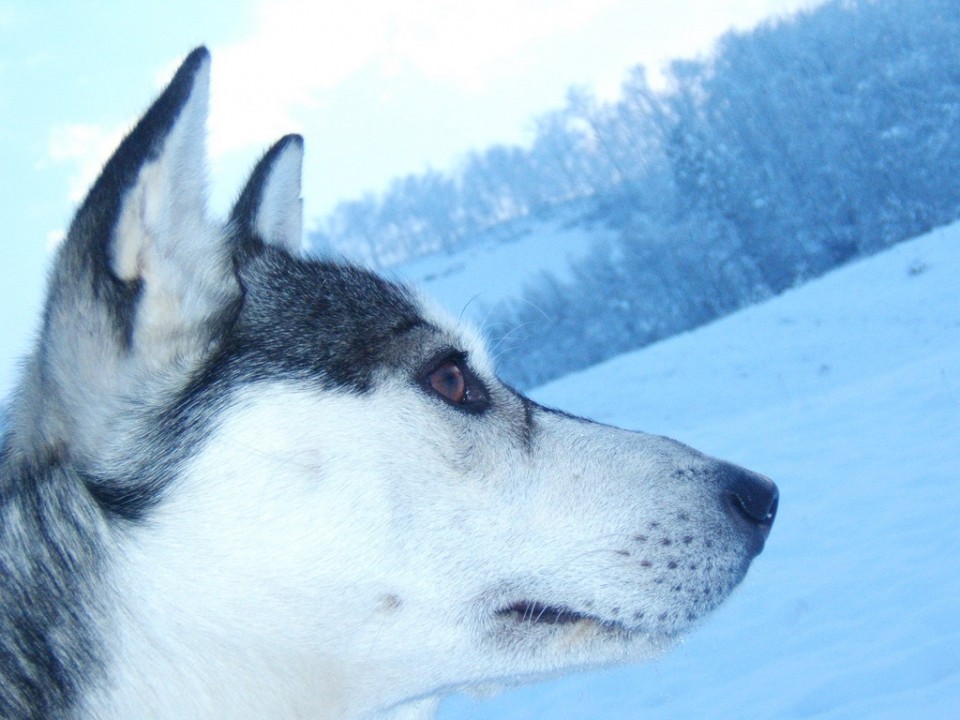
[[307, 0, 960, 387]]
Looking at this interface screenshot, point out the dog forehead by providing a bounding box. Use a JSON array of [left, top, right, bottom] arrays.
[[231, 251, 473, 389]]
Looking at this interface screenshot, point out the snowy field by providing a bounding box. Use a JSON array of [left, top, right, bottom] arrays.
[[436, 222, 960, 719]]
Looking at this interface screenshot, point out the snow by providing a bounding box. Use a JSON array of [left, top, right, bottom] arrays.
[[390, 208, 604, 321], [3, 186, 956, 716], [437, 223, 960, 719]]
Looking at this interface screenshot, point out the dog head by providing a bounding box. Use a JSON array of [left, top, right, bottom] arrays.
[[12, 48, 777, 718]]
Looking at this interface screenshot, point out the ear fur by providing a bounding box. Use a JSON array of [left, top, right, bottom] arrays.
[[109, 49, 213, 284], [70, 47, 213, 298], [55, 45, 237, 360], [230, 134, 305, 257], [11, 47, 238, 457]]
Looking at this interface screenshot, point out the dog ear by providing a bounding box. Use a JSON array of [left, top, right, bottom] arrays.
[[230, 134, 305, 258], [107, 47, 214, 286], [51, 45, 238, 359], [17, 47, 239, 458]]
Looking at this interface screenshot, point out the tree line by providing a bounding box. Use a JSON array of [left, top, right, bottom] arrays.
[[309, 0, 960, 387]]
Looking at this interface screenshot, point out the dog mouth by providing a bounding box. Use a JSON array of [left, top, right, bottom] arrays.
[[494, 601, 631, 635]]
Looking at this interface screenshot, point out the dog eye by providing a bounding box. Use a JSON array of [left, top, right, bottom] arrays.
[[429, 361, 467, 403], [420, 354, 489, 413]]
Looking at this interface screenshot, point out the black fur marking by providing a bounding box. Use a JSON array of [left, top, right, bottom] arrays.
[[232, 249, 425, 392], [0, 445, 107, 718], [500, 385, 539, 450], [227, 135, 429, 393], [229, 133, 303, 261], [522, 396, 593, 426], [521, 394, 536, 449], [82, 468, 170, 523]]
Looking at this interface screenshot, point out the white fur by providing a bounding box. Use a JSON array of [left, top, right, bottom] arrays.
[[254, 137, 305, 253], [8, 49, 771, 720], [85, 366, 741, 719]]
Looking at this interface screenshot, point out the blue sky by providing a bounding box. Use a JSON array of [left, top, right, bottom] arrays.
[[0, 0, 822, 398]]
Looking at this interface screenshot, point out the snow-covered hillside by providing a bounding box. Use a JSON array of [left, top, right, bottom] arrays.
[[391, 207, 606, 320], [437, 223, 960, 719]]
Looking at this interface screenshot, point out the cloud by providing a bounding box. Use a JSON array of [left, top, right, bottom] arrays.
[[203, 0, 619, 155], [45, 0, 621, 223], [43, 0, 823, 222], [381, 0, 619, 89]]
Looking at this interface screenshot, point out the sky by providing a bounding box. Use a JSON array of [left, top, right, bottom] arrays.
[[0, 0, 824, 399]]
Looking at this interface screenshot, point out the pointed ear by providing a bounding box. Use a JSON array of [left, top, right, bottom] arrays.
[[108, 47, 214, 285], [60, 45, 238, 358], [230, 134, 305, 256], [67, 47, 214, 289], [55, 46, 238, 358], [28, 47, 240, 456]]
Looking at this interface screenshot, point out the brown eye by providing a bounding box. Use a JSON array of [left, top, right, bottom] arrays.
[[429, 361, 467, 404], [419, 352, 490, 413]]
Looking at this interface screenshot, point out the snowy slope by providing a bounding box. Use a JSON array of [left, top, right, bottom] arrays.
[[390, 207, 606, 320], [437, 223, 960, 719]]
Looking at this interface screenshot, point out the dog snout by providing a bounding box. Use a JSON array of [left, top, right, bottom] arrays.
[[717, 462, 778, 549]]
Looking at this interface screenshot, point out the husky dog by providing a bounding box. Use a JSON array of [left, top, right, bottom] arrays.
[[0, 48, 777, 720]]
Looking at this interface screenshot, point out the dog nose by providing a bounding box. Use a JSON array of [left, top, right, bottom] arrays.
[[718, 463, 779, 545]]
